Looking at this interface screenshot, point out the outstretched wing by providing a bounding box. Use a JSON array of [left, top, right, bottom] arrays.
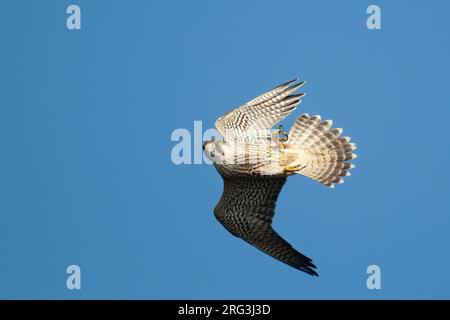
[[215, 79, 306, 140], [213, 173, 318, 276]]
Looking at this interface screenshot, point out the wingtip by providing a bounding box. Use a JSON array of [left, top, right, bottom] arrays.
[[278, 79, 298, 88], [292, 80, 306, 91], [284, 79, 306, 89], [291, 260, 318, 276], [302, 266, 319, 277]]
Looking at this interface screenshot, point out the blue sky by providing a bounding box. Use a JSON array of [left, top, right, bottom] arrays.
[[1, 0, 449, 299]]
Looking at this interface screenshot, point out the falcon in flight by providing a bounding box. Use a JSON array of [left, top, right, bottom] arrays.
[[203, 79, 357, 276]]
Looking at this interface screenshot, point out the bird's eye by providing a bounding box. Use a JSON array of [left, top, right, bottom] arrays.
[[211, 150, 215, 158], [202, 144, 205, 151]]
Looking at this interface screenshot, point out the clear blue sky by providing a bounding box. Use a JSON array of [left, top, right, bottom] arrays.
[[1, 0, 449, 299]]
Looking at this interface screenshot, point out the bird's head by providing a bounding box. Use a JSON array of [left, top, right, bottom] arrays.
[[203, 138, 226, 164]]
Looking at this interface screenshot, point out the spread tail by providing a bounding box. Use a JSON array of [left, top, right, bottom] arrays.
[[285, 113, 357, 188]]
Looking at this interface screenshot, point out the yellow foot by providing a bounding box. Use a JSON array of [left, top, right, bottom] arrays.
[[275, 125, 289, 143], [284, 165, 301, 172], [278, 131, 288, 142]]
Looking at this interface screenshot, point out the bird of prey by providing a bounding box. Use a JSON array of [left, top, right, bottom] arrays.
[[203, 79, 357, 276]]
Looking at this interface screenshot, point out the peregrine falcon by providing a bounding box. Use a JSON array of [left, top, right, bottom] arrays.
[[203, 79, 357, 276]]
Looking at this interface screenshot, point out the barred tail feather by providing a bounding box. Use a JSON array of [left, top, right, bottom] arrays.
[[287, 113, 357, 188]]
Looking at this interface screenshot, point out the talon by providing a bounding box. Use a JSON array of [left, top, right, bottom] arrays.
[[278, 131, 288, 142], [275, 125, 289, 143], [284, 165, 301, 172]]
